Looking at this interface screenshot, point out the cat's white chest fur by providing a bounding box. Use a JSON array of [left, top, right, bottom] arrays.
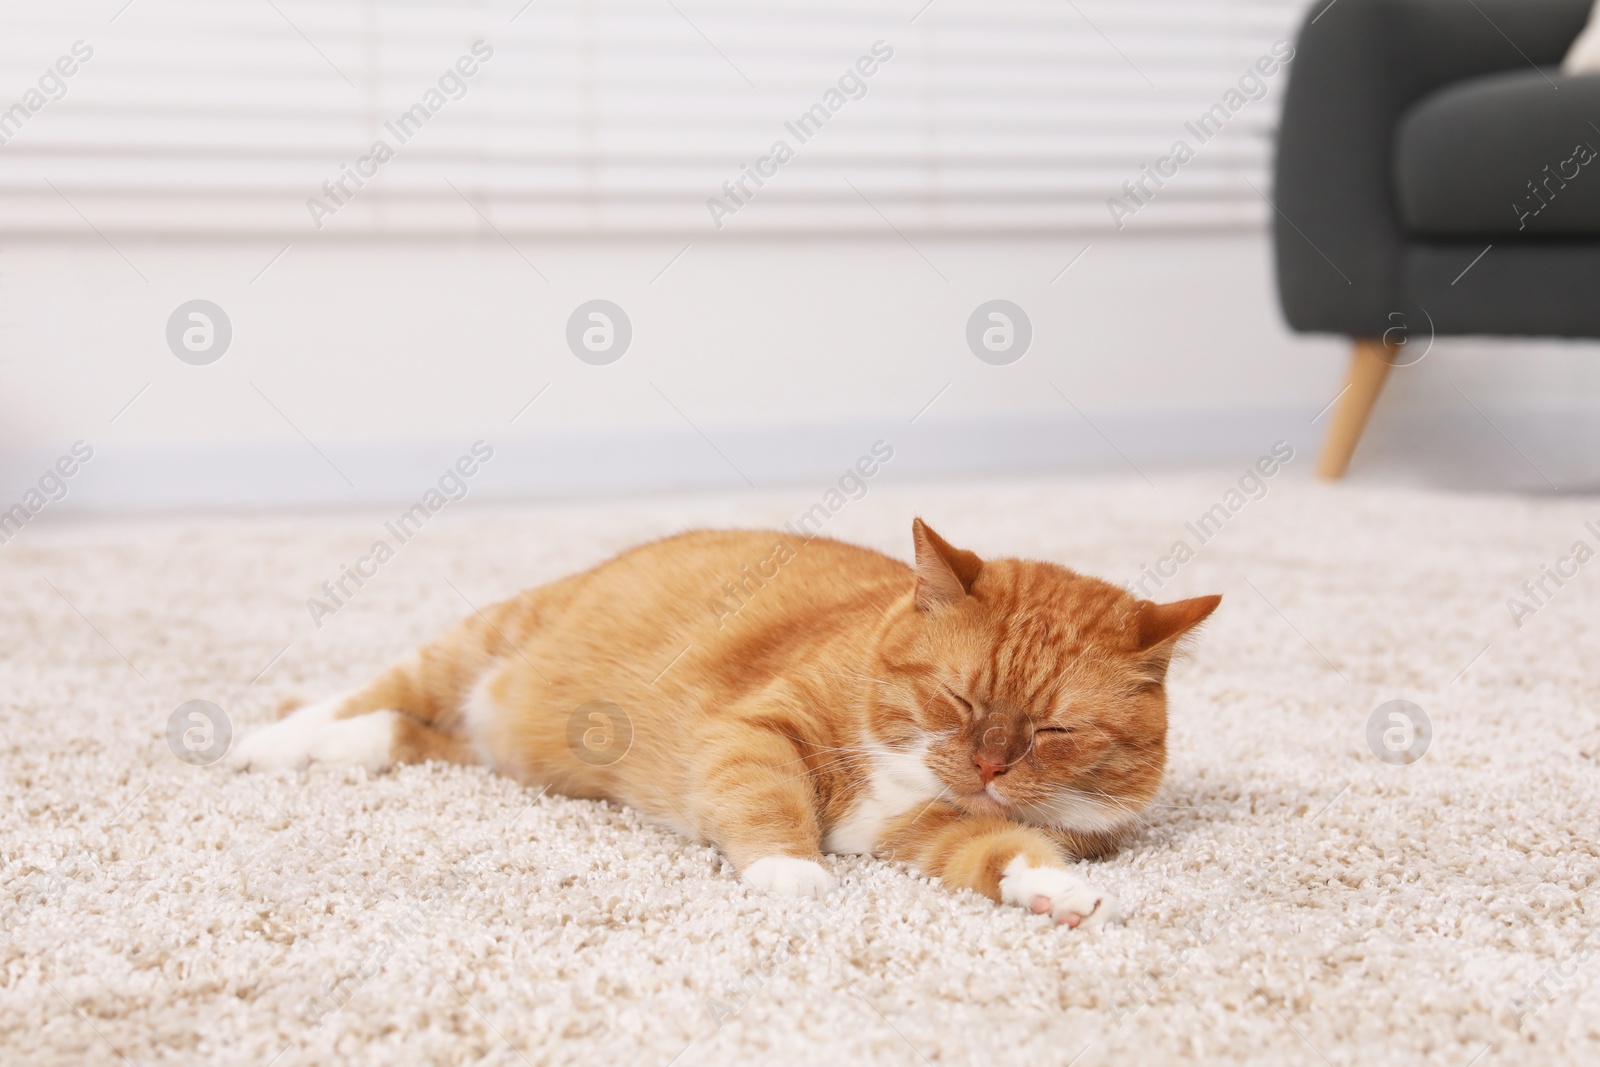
[[823, 740, 944, 856]]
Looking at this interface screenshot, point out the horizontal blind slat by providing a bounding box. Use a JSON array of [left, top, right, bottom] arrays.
[[0, 0, 1307, 235]]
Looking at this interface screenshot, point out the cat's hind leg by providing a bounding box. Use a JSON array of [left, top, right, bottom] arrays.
[[306, 710, 475, 772], [224, 693, 345, 771], [228, 649, 482, 773]]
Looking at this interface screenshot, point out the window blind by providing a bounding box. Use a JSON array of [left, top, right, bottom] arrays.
[[0, 0, 1310, 235]]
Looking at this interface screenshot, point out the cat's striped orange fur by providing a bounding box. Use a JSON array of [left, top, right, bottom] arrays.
[[231, 519, 1219, 927]]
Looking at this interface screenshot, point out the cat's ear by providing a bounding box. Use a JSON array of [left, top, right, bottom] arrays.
[[1133, 594, 1221, 678], [1136, 594, 1221, 648], [912, 518, 983, 612]]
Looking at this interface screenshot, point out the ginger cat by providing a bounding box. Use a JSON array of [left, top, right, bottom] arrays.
[[230, 520, 1219, 928]]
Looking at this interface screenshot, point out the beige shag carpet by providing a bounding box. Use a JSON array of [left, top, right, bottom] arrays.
[[2, 474, 1597, 1067]]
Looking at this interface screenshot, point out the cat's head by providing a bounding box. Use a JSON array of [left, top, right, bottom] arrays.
[[875, 519, 1219, 838]]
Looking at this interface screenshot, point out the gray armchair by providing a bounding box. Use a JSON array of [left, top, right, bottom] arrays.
[[1273, 0, 1599, 477]]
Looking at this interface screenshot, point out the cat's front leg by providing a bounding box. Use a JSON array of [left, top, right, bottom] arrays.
[[879, 804, 1118, 929], [681, 718, 838, 899], [996, 857, 1117, 929]]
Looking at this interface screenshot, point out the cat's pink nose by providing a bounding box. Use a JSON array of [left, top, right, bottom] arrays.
[[974, 755, 1008, 784]]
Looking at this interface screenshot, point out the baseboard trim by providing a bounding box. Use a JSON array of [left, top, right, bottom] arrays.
[[2, 407, 1329, 515], [7, 402, 1597, 516]]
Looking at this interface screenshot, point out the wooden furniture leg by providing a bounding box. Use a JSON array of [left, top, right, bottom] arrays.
[[1316, 338, 1396, 480]]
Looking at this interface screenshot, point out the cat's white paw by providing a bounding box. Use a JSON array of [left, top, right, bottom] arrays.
[[225, 697, 340, 771], [742, 857, 837, 899], [998, 856, 1118, 929], [306, 711, 398, 772]]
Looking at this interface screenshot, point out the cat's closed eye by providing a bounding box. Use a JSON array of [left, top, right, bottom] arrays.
[[1034, 726, 1074, 735]]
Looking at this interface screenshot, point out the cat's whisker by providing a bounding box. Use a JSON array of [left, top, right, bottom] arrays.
[[1108, 735, 1167, 759], [807, 750, 870, 771], [828, 771, 879, 798], [816, 668, 893, 686], [769, 739, 864, 764], [1080, 783, 1156, 805], [1070, 790, 1144, 819], [775, 749, 866, 774], [1018, 785, 1147, 833], [772, 751, 869, 784]]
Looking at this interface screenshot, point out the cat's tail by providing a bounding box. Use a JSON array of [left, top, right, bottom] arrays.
[[274, 695, 310, 719]]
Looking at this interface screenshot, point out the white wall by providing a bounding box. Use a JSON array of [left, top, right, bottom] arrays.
[[2, 231, 1598, 512]]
